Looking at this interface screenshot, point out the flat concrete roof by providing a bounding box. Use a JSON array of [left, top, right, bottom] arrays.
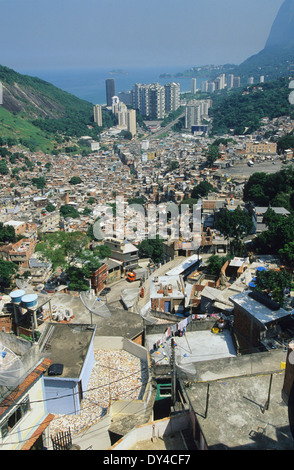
[[41, 323, 96, 379], [230, 291, 290, 326], [147, 330, 236, 367], [186, 371, 293, 449], [150, 275, 185, 300]]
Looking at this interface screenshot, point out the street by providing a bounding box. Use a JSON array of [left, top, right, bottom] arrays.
[[222, 158, 293, 179]]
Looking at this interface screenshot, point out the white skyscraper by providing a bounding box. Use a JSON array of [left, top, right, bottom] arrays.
[[117, 103, 128, 127]]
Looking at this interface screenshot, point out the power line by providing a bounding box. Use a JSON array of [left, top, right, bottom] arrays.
[[0, 369, 164, 447], [0, 363, 151, 408]]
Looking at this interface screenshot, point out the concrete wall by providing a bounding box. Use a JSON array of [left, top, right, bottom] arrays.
[[75, 414, 112, 450], [110, 412, 191, 450], [92, 336, 152, 421]]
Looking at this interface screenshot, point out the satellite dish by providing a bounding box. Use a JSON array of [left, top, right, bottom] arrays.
[[15, 279, 34, 294], [0, 344, 26, 388], [79, 290, 111, 319]]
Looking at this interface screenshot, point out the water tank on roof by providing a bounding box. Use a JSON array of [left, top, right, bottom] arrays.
[[10, 290, 26, 303], [21, 294, 38, 308]]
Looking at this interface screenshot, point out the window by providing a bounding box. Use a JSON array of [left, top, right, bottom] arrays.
[[1, 396, 30, 439]]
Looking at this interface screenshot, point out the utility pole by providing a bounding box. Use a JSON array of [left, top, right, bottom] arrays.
[[171, 338, 176, 406], [204, 383, 210, 419], [262, 374, 273, 414]]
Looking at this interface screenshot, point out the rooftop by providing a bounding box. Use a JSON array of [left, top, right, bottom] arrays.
[[186, 369, 293, 450], [230, 291, 290, 326], [147, 329, 236, 367], [40, 323, 96, 379]]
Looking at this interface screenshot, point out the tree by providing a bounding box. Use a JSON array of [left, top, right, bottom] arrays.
[[94, 244, 111, 259], [206, 254, 232, 277], [0, 222, 16, 243], [0, 259, 18, 288], [45, 203, 56, 213], [277, 132, 294, 154], [35, 231, 88, 271], [138, 236, 164, 263], [65, 266, 90, 292], [191, 181, 214, 200], [0, 160, 9, 175], [206, 145, 219, 167], [120, 130, 132, 140], [254, 212, 294, 265], [60, 204, 80, 219], [215, 206, 253, 253], [69, 176, 83, 185], [254, 269, 292, 307], [87, 197, 96, 205], [167, 159, 179, 172], [31, 177, 46, 189]]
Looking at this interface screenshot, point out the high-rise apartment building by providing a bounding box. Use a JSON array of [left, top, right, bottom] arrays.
[[127, 109, 137, 136], [233, 76, 241, 88], [201, 80, 209, 93], [227, 74, 234, 89], [184, 99, 211, 130], [185, 103, 201, 129], [164, 82, 180, 113], [149, 83, 165, 120], [132, 83, 150, 117], [132, 82, 180, 119], [132, 82, 165, 119], [191, 78, 197, 94], [118, 103, 128, 128], [93, 104, 103, 127], [106, 78, 115, 107]]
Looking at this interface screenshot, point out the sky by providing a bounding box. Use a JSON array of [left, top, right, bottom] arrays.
[[0, 0, 285, 71]]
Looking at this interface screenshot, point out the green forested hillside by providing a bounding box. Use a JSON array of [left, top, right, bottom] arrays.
[[0, 64, 115, 152], [210, 77, 293, 135]]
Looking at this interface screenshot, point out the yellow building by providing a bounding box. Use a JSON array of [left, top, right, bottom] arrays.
[[245, 142, 277, 155]]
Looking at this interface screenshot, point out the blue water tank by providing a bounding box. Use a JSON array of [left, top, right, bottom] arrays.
[[10, 289, 26, 303], [21, 294, 38, 308]]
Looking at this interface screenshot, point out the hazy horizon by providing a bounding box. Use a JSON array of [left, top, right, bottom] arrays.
[[0, 0, 284, 72]]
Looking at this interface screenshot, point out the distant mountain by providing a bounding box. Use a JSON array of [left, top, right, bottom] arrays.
[[265, 0, 294, 50], [0, 64, 92, 119], [239, 0, 294, 80]]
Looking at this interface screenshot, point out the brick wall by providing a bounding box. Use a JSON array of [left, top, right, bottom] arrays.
[[233, 305, 261, 352], [0, 315, 12, 333]]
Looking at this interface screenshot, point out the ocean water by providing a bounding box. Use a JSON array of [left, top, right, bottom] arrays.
[[18, 65, 205, 105]]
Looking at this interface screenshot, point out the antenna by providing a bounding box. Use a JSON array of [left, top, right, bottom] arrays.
[[79, 290, 111, 325]]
